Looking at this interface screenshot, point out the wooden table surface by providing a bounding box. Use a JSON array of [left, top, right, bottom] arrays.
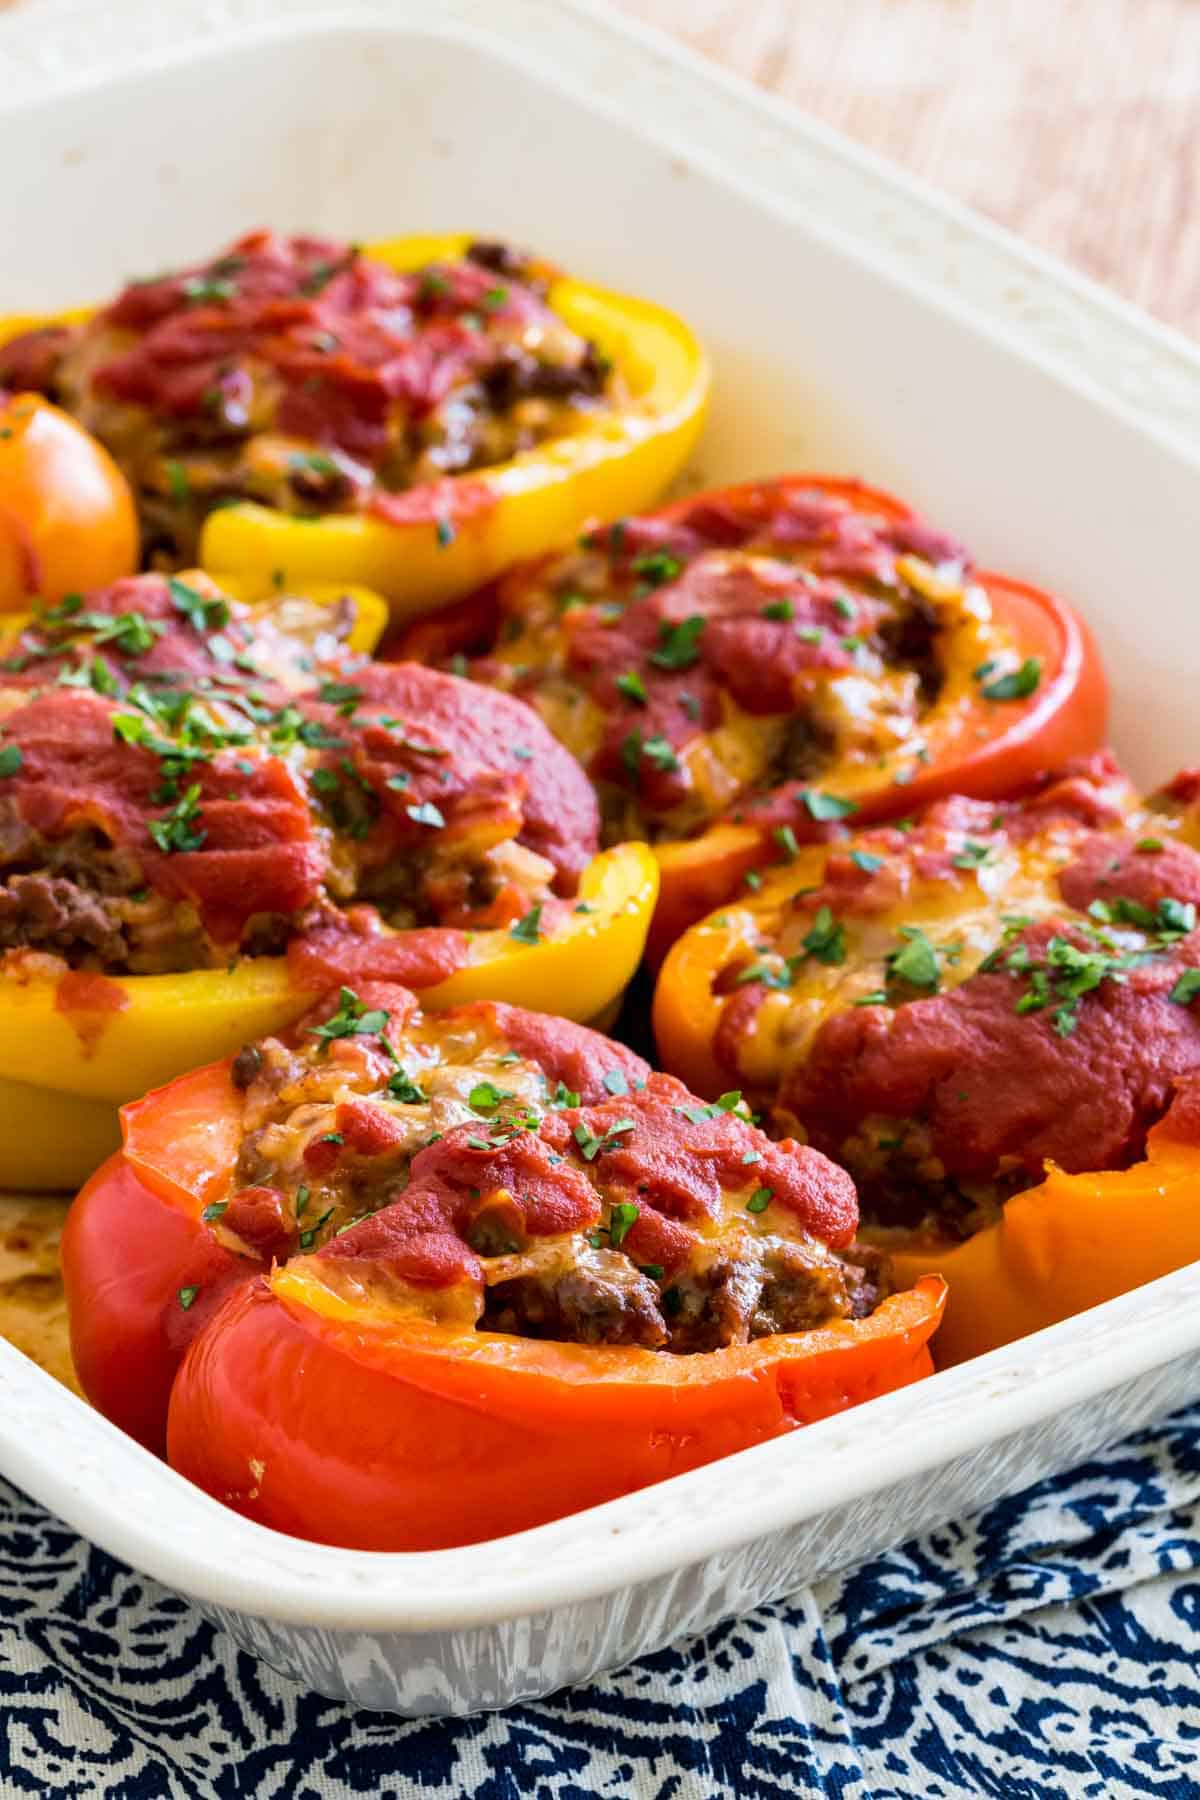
[[611, 0, 1200, 338]]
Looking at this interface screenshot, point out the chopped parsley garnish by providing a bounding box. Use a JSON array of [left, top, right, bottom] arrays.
[[406, 800, 446, 829], [469, 1081, 514, 1113], [607, 1201, 639, 1248], [630, 550, 682, 588], [602, 1068, 629, 1096], [616, 670, 648, 705], [803, 789, 859, 822], [850, 849, 884, 873], [773, 826, 800, 862], [148, 783, 206, 854], [550, 1080, 582, 1108], [952, 841, 993, 869], [0, 745, 22, 778], [299, 1208, 335, 1251], [436, 517, 456, 548], [509, 903, 544, 945], [316, 679, 361, 716], [677, 1091, 745, 1124], [388, 1069, 427, 1104], [1170, 969, 1200, 1006], [885, 926, 941, 993], [980, 658, 1041, 702], [761, 599, 794, 622], [802, 905, 846, 966], [165, 461, 191, 504], [573, 1117, 635, 1161], [621, 730, 681, 780], [745, 1187, 772, 1215], [200, 1202, 227, 1224], [1136, 839, 1165, 854], [177, 1285, 201, 1310], [183, 274, 234, 304], [168, 577, 229, 632], [650, 615, 705, 670], [308, 986, 390, 1049]]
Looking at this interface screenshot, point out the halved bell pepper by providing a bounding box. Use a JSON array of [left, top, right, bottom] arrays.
[[653, 758, 1200, 1365], [0, 392, 139, 609], [0, 842, 656, 1190], [63, 1003, 944, 1543], [0, 235, 709, 623], [647, 480, 1106, 957], [389, 473, 1106, 962], [886, 1081, 1200, 1366]]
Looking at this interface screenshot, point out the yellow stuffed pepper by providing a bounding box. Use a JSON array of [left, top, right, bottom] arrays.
[[653, 752, 1200, 1364], [0, 230, 708, 622], [0, 569, 656, 1187]]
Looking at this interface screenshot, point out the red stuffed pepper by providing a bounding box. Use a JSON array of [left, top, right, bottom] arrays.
[[63, 984, 944, 1549], [393, 475, 1106, 958]]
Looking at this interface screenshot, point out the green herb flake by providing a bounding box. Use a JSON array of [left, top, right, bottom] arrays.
[[850, 849, 884, 873], [469, 1081, 513, 1112], [0, 745, 22, 778], [1170, 969, 1200, 1006], [802, 904, 846, 966], [804, 789, 859, 822], [980, 657, 1042, 702], [773, 825, 800, 862], [608, 1201, 639, 1248], [746, 1187, 773, 1215], [148, 783, 206, 855], [308, 986, 391, 1049], [886, 926, 941, 992], [509, 903, 544, 945], [177, 1285, 201, 1310], [616, 670, 648, 706], [650, 615, 705, 670], [403, 799, 446, 831]]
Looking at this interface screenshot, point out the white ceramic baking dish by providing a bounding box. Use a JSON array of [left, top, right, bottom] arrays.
[[2, 0, 1200, 1717]]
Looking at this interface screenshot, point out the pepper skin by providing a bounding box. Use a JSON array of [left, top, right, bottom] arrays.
[[886, 1080, 1200, 1365], [0, 392, 138, 608], [62, 992, 944, 1539]]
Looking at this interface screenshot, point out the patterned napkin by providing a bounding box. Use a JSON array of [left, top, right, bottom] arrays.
[[4, 1404, 1200, 1799]]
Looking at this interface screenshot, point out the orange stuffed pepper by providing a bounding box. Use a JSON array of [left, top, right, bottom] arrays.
[[654, 753, 1200, 1364], [62, 982, 943, 1548], [392, 474, 1107, 961], [0, 390, 139, 608]]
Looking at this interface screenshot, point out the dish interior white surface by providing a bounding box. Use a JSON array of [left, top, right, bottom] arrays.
[[0, 0, 1198, 1713]]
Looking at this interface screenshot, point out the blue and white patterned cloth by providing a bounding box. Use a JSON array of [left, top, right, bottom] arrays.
[[5, 1403, 1200, 1798]]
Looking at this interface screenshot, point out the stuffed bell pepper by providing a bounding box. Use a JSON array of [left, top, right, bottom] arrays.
[[62, 982, 944, 1547], [0, 230, 708, 617], [394, 475, 1107, 959], [0, 572, 656, 1187], [0, 389, 139, 609], [654, 752, 1200, 1363]]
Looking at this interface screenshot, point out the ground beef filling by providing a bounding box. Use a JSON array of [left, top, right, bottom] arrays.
[[218, 985, 883, 1354], [0, 231, 618, 566]]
